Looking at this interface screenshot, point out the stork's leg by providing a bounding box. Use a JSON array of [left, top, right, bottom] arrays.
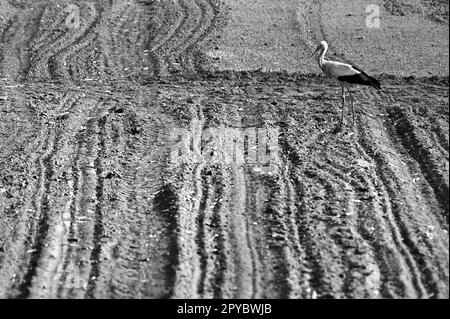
[[340, 86, 345, 124], [348, 89, 355, 125]]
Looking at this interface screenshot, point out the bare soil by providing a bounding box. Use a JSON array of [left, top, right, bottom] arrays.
[[0, 0, 448, 298]]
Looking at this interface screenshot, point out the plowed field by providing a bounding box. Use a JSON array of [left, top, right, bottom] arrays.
[[0, 0, 448, 298]]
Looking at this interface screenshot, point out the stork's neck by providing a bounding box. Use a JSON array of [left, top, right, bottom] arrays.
[[318, 46, 327, 69]]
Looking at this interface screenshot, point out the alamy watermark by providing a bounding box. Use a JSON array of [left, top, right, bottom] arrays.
[[365, 4, 381, 28], [65, 4, 81, 29], [169, 122, 280, 168], [64, 263, 86, 290], [42, 2, 94, 29]]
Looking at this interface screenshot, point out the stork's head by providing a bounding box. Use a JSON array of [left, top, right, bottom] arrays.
[[311, 41, 328, 58]]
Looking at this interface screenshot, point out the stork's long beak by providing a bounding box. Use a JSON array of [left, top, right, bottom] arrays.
[[310, 45, 321, 59]]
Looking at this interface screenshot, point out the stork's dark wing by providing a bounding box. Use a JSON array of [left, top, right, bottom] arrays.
[[338, 64, 381, 90]]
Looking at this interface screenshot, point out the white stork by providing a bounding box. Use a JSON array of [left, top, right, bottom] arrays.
[[311, 41, 381, 125]]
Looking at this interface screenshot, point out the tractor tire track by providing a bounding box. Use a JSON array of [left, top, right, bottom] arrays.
[[356, 98, 449, 298]]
